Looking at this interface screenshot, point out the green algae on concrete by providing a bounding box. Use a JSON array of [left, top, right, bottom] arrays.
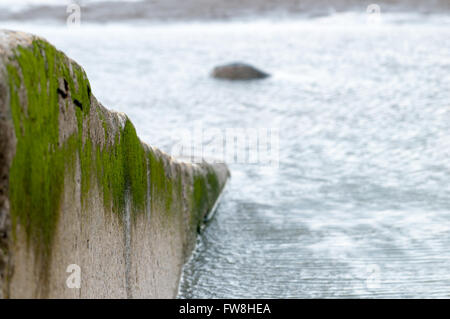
[[7, 40, 68, 256], [1, 31, 230, 298], [5, 39, 153, 257], [148, 149, 174, 213], [4, 36, 227, 296], [191, 168, 222, 230], [94, 119, 149, 216]]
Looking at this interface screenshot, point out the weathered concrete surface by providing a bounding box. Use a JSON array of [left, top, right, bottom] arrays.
[[211, 63, 270, 81], [0, 30, 229, 299]]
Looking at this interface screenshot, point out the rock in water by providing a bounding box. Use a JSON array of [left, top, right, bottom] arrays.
[[211, 62, 270, 80]]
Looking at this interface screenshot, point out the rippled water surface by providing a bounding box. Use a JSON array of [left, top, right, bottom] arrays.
[[3, 14, 450, 298]]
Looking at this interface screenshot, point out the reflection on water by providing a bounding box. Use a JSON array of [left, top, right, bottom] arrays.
[[3, 14, 450, 298]]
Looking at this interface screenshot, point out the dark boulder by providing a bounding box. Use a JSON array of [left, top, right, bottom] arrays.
[[211, 63, 270, 80]]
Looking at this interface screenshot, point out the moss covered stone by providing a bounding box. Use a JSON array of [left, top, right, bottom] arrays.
[[4, 36, 227, 291], [7, 40, 70, 256], [5, 39, 155, 255]]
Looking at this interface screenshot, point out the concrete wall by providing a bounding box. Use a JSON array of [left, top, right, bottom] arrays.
[[0, 30, 229, 298]]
